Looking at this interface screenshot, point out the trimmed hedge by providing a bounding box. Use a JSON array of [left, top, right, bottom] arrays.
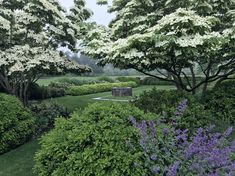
[[0, 93, 35, 154], [116, 77, 141, 85], [66, 81, 138, 96], [34, 103, 156, 176], [140, 77, 174, 85], [140, 76, 204, 86]]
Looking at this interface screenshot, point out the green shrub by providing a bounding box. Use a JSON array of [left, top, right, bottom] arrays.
[[98, 76, 116, 83], [56, 77, 101, 86], [29, 102, 70, 135], [140, 76, 204, 86], [28, 83, 66, 100], [48, 82, 71, 90], [116, 76, 141, 85], [34, 103, 156, 176], [132, 88, 213, 132], [203, 80, 235, 123], [0, 93, 35, 154], [66, 81, 138, 96], [140, 77, 174, 85]]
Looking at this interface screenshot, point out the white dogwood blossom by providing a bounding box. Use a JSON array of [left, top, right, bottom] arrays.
[[82, 0, 235, 94], [0, 0, 92, 104]]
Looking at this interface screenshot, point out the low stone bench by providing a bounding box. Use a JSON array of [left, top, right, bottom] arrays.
[[112, 87, 132, 97]]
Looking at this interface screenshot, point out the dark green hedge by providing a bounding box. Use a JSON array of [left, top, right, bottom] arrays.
[[203, 80, 235, 123], [66, 81, 138, 96], [140, 76, 204, 86], [34, 103, 156, 176], [28, 83, 66, 100], [0, 93, 35, 154]]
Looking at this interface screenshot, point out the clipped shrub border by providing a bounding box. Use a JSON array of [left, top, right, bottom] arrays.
[[66, 81, 138, 96]]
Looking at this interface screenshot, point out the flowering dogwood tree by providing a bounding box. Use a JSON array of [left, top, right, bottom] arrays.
[[0, 0, 91, 104], [83, 0, 235, 94]]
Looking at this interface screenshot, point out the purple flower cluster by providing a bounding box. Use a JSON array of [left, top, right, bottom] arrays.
[[167, 161, 180, 176], [175, 99, 188, 117], [182, 127, 235, 175], [130, 116, 235, 176], [130, 116, 157, 153]]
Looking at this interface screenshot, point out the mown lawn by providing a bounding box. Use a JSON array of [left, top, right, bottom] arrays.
[[45, 85, 175, 112], [0, 140, 40, 176]]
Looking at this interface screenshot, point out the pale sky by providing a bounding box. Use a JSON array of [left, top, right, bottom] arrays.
[[59, 0, 114, 26]]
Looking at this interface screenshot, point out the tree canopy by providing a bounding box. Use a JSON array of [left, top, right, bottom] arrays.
[[0, 0, 91, 104], [83, 0, 235, 94]]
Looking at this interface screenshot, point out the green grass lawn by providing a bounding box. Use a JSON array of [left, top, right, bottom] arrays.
[[0, 140, 40, 176], [45, 85, 175, 112]]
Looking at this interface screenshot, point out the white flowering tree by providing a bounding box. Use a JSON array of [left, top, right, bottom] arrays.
[[0, 0, 91, 105], [83, 0, 235, 94]]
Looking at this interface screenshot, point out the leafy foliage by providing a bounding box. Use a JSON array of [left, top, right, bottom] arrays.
[[30, 102, 69, 135], [203, 80, 235, 123], [0, 93, 35, 154], [83, 0, 235, 94], [0, 0, 91, 104], [131, 116, 235, 176], [97, 76, 116, 83], [66, 81, 138, 96], [132, 89, 213, 132], [116, 77, 141, 85], [140, 77, 174, 86], [34, 103, 156, 176], [28, 83, 66, 100]]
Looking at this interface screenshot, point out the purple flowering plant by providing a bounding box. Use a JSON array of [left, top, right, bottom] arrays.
[[130, 99, 235, 176]]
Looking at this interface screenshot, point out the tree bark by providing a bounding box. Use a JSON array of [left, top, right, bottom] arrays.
[[190, 66, 196, 95]]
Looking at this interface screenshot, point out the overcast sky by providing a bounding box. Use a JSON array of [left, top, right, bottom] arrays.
[[59, 0, 114, 26]]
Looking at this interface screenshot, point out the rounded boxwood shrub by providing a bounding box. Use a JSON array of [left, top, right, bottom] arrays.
[[34, 103, 156, 176], [0, 93, 35, 154]]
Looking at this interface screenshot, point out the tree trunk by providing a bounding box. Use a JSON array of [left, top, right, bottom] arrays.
[[190, 66, 196, 95], [23, 82, 29, 106], [172, 75, 183, 92], [202, 81, 208, 95]]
